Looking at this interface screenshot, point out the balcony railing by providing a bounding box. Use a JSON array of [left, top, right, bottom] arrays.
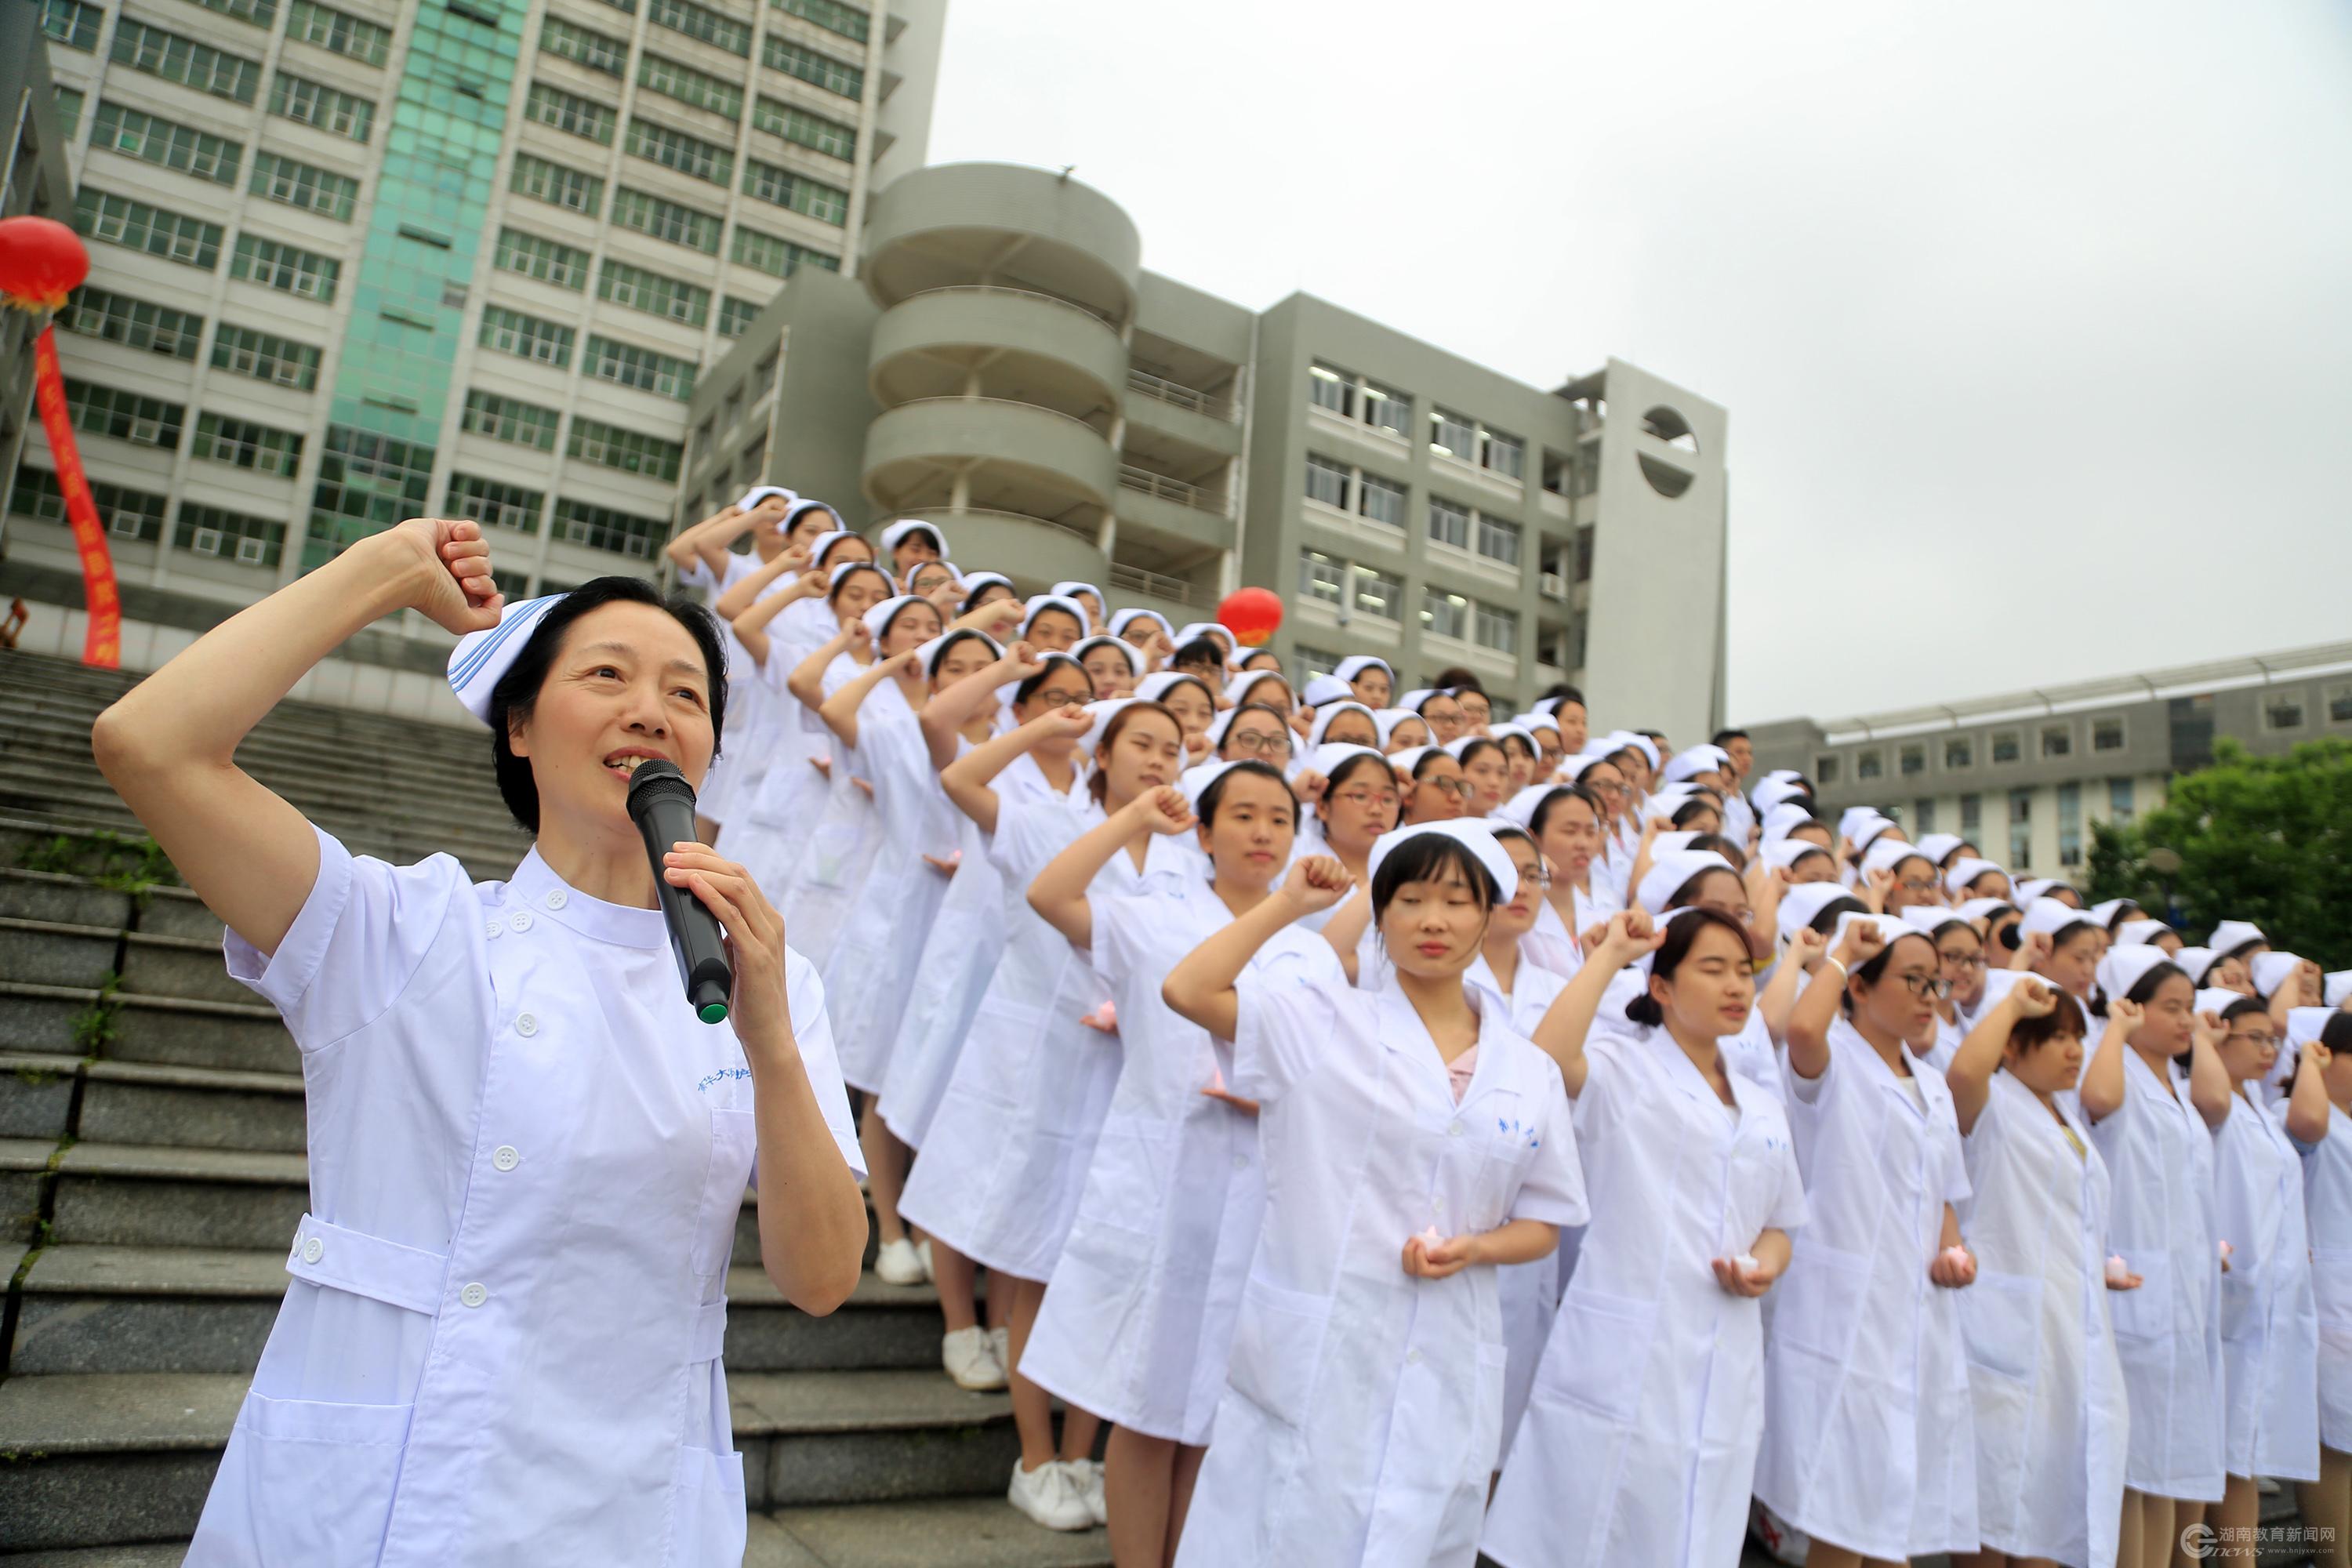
[[1109, 561, 1196, 606], [1118, 464, 1231, 517], [1126, 368, 1236, 423]]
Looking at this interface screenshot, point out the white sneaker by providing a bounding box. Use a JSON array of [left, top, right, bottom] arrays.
[[875, 1236, 925, 1286], [1007, 1457, 1093, 1531], [942, 1326, 1007, 1392], [918, 1237, 935, 1283], [991, 1325, 1013, 1378], [1061, 1457, 1109, 1526]]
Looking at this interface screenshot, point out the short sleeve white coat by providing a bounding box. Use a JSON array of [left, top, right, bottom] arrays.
[[185, 829, 861, 1567], [2293, 1100, 2352, 1451], [1172, 973, 1587, 1568], [2212, 1083, 2321, 1482]]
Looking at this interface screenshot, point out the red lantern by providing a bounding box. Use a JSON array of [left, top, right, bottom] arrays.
[[0, 216, 91, 312], [1217, 586, 1284, 648]]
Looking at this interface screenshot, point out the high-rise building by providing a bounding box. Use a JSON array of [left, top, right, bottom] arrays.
[[5, 0, 942, 619], [0, 6, 78, 510], [686, 162, 1730, 739]]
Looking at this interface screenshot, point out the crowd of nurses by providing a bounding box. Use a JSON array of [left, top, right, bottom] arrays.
[[663, 488, 2352, 1567]]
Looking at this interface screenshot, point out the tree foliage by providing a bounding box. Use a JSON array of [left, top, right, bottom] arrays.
[[2087, 737, 2352, 967]]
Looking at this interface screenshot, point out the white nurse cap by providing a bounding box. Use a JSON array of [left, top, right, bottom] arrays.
[[736, 485, 797, 511], [448, 593, 565, 725], [1367, 818, 1519, 903]]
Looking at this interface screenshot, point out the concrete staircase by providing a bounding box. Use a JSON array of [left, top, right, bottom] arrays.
[[0, 649, 1106, 1565]]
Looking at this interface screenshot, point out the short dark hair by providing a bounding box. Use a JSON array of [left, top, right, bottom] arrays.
[[1808, 895, 1869, 935], [1431, 666, 1484, 695], [1711, 728, 1749, 747], [1171, 637, 1224, 670], [1014, 655, 1089, 708], [1196, 759, 1295, 826], [1087, 700, 1180, 805], [1624, 908, 1753, 1026], [2010, 989, 2089, 1052], [1452, 737, 1504, 771], [1370, 833, 1501, 924], [1320, 750, 1396, 799], [827, 563, 891, 605], [1670, 797, 1721, 830], [1842, 930, 1936, 1015], [1530, 783, 1602, 837], [488, 577, 728, 833], [2322, 1012, 2352, 1053]]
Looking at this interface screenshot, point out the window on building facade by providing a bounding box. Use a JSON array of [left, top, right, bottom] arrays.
[[268, 71, 374, 141], [1479, 427, 1524, 480], [763, 37, 862, 99], [1857, 748, 1882, 780], [637, 51, 741, 116], [495, 228, 590, 289], [1899, 742, 1924, 777], [74, 189, 222, 269], [1959, 793, 1981, 835], [2057, 782, 2082, 867], [613, 188, 723, 252], [1356, 472, 1406, 528], [176, 503, 285, 567], [1475, 513, 1520, 567], [1421, 587, 1468, 641], [285, 0, 390, 66], [543, 16, 629, 74], [526, 82, 617, 143], [1294, 645, 1340, 680], [1991, 730, 2020, 764], [67, 290, 198, 358], [462, 389, 562, 451], [566, 418, 683, 481], [627, 117, 734, 184], [211, 325, 321, 389], [230, 234, 340, 302], [1352, 568, 1403, 622], [552, 498, 670, 557], [2329, 683, 2352, 725], [192, 412, 303, 474], [1429, 407, 1476, 462], [1428, 496, 1469, 550], [2107, 777, 2135, 825], [2092, 716, 2125, 752], [64, 380, 183, 449], [445, 473, 545, 533], [752, 97, 855, 159], [90, 103, 244, 184], [1473, 603, 1517, 655], [479, 307, 575, 367], [111, 20, 261, 103], [597, 260, 710, 325], [1816, 754, 1840, 785], [1914, 799, 1936, 833], [2041, 724, 2071, 759], [1298, 549, 1343, 604], [2009, 788, 2034, 868], [2266, 691, 2306, 731], [249, 153, 359, 220], [1304, 452, 1350, 510], [1944, 735, 1973, 770]]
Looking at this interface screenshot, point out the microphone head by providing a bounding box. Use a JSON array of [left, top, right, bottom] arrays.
[[624, 757, 695, 821]]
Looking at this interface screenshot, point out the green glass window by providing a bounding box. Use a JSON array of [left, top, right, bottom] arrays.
[[772, 0, 867, 43], [552, 495, 671, 557], [541, 16, 628, 74], [728, 224, 836, 278], [566, 419, 683, 482], [212, 324, 323, 390], [583, 336, 696, 400], [716, 296, 761, 338], [612, 187, 722, 253], [74, 189, 223, 269], [647, 0, 750, 56], [525, 82, 617, 143], [510, 153, 605, 215], [111, 20, 262, 104], [10, 468, 169, 541], [307, 426, 434, 565], [269, 71, 376, 141], [461, 390, 564, 450], [188, 0, 277, 27], [625, 116, 733, 184], [285, 0, 392, 67], [493, 228, 590, 289], [477, 307, 576, 367], [742, 161, 848, 226], [636, 52, 744, 118], [761, 36, 860, 99], [176, 503, 287, 568], [597, 260, 710, 326], [249, 153, 360, 222], [88, 102, 245, 185], [193, 413, 306, 476], [54, 88, 85, 134], [751, 96, 855, 159], [445, 473, 546, 533], [41, 0, 103, 52], [230, 234, 342, 303], [61, 288, 204, 359], [63, 379, 186, 449]]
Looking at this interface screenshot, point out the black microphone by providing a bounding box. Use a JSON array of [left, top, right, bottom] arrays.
[[625, 759, 734, 1025]]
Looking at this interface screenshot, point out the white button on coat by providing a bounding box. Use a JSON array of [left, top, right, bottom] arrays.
[[515, 1014, 538, 1037], [191, 828, 863, 1568], [301, 1237, 324, 1264], [509, 913, 532, 933], [492, 1146, 520, 1172], [459, 1283, 488, 1308]]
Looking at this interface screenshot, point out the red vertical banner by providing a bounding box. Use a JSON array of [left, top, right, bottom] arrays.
[[29, 325, 121, 668]]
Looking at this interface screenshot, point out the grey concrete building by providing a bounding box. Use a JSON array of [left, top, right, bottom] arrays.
[[0, 4, 78, 527], [2, 0, 943, 707], [688, 161, 1731, 739], [1744, 639, 2352, 875]]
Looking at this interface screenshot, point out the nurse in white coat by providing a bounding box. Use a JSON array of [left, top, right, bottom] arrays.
[[1160, 821, 1588, 1568], [2206, 987, 2321, 1537], [1758, 914, 1981, 1568], [93, 522, 869, 1566], [2077, 953, 2231, 1566], [1485, 906, 1808, 1568], [2283, 1010, 2352, 1568], [1025, 762, 1345, 1567], [1944, 969, 2129, 1568]]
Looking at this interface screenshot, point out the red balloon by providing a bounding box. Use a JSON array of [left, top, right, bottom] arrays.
[[0, 216, 91, 311], [1218, 586, 1284, 648]]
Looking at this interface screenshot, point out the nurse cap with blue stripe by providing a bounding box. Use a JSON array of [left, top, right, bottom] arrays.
[[448, 594, 566, 725]]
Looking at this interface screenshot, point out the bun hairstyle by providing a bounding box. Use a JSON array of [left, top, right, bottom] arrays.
[[1086, 699, 1180, 806], [1368, 833, 1501, 924], [488, 577, 728, 833], [2010, 989, 2089, 1052], [1624, 907, 1752, 1027], [1195, 759, 1296, 826], [2088, 959, 2187, 1019]]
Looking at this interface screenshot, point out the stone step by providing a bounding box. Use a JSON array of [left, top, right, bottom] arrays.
[[0, 1051, 304, 1152], [0, 1503, 1115, 1568], [2, 713, 500, 801], [0, 656, 486, 760], [0, 920, 252, 1008], [0, 982, 298, 1076], [0, 1367, 1025, 1552], [8, 1246, 964, 1378], [2, 1136, 54, 1245], [0, 864, 220, 944]]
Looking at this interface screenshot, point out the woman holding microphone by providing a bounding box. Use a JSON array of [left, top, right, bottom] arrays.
[[93, 518, 867, 1565]]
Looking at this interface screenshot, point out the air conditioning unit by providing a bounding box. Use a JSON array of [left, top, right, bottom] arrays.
[[1540, 572, 1567, 599], [109, 512, 145, 539], [192, 528, 223, 556], [236, 535, 268, 565]]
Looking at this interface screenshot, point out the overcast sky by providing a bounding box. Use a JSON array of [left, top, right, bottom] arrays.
[[923, 0, 2352, 723]]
